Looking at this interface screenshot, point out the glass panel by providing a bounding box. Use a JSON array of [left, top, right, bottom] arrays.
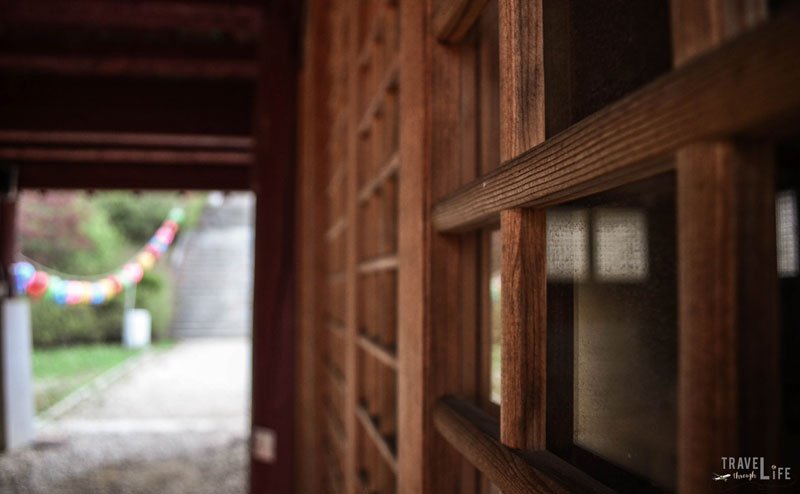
[[778, 155, 800, 469], [547, 174, 677, 490], [777, 190, 799, 278], [489, 229, 502, 405]]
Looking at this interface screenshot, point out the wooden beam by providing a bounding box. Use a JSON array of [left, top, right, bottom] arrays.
[[498, 0, 546, 452], [249, 12, 297, 494], [670, 1, 779, 492], [499, 0, 544, 162], [16, 163, 250, 190], [433, 0, 490, 44], [0, 131, 253, 150], [0, 147, 252, 166], [397, 0, 427, 491], [433, 396, 614, 494], [500, 208, 546, 449], [432, 7, 800, 232], [295, 0, 331, 491], [343, 2, 361, 493], [0, 76, 254, 136], [0, 0, 262, 41], [0, 54, 258, 80]]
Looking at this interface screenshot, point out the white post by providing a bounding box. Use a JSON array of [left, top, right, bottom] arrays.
[[1, 297, 35, 450]]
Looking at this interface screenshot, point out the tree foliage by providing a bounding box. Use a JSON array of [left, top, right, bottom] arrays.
[[19, 191, 203, 347]]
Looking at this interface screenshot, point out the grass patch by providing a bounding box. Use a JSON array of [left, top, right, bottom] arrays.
[[33, 341, 174, 413]]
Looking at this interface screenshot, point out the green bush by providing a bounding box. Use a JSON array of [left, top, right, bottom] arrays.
[[91, 192, 175, 245], [20, 193, 125, 273], [20, 191, 204, 347], [31, 302, 103, 346]]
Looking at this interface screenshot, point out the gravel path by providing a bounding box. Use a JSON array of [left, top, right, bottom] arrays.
[[0, 338, 251, 494]]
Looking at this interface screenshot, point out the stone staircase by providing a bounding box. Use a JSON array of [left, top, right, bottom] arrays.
[[170, 193, 254, 339]]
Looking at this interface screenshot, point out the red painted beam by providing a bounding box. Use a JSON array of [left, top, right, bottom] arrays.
[[16, 163, 251, 190], [0, 54, 258, 80], [0, 147, 252, 166], [1, 0, 262, 41], [0, 75, 254, 136], [0, 131, 254, 150], [250, 13, 297, 494]]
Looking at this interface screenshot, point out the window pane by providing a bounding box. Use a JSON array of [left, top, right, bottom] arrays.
[[489, 229, 502, 405], [547, 174, 677, 490], [778, 155, 800, 470], [777, 190, 799, 277]]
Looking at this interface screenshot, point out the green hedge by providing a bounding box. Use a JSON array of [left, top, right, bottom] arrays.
[[30, 269, 173, 346]]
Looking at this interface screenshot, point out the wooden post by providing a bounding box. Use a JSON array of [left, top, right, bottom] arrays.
[[296, 0, 331, 491], [498, 0, 546, 450], [500, 208, 546, 449], [670, 1, 779, 491], [397, 0, 427, 492], [250, 12, 298, 494], [343, 1, 359, 491]]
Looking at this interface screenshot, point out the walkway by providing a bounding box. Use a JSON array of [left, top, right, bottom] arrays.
[[0, 338, 251, 494], [171, 192, 254, 338]]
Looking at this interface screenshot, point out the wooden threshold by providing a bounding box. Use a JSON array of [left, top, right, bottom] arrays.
[[432, 7, 800, 231]]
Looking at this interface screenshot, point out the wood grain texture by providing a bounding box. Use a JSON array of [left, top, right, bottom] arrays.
[[671, 0, 767, 66], [677, 143, 740, 493], [500, 209, 546, 450], [499, 0, 544, 161], [671, 2, 779, 492], [432, 0, 490, 44], [434, 396, 614, 494], [498, 0, 547, 453], [344, 2, 361, 492], [396, 0, 427, 491], [433, 7, 800, 231], [676, 142, 778, 492], [296, 1, 331, 490], [397, 0, 482, 490]]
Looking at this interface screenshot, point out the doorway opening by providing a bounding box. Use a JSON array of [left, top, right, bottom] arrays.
[[1, 189, 254, 494]]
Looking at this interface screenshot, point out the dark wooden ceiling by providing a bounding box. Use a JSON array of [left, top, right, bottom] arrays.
[[0, 0, 299, 190]]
